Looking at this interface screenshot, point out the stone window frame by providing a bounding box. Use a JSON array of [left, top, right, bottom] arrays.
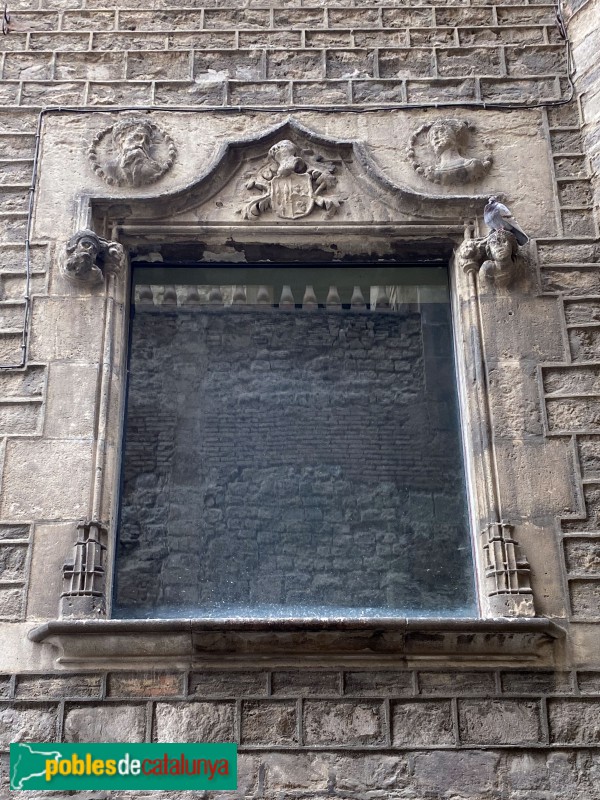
[[27, 117, 564, 665]]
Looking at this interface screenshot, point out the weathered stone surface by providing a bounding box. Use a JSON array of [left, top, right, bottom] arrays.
[[412, 750, 501, 792], [262, 752, 331, 790], [64, 705, 146, 743], [268, 50, 324, 80], [0, 543, 27, 581], [562, 209, 597, 236], [487, 360, 544, 436], [241, 701, 297, 745], [548, 700, 600, 743], [0, 588, 24, 619], [44, 363, 98, 438], [154, 702, 234, 742], [558, 180, 593, 206], [303, 701, 384, 745], [16, 674, 102, 700], [271, 670, 340, 696], [55, 52, 125, 81], [458, 699, 542, 744], [541, 267, 600, 295], [108, 672, 184, 698], [577, 671, 600, 693], [565, 539, 600, 575], [578, 436, 600, 478], [26, 523, 74, 620], [29, 297, 105, 362], [546, 397, 600, 433], [0, 439, 93, 520], [344, 671, 413, 696], [501, 671, 574, 694], [0, 705, 57, 746], [569, 579, 600, 616], [189, 671, 267, 697], [332, 753, 409, 790], [563, 484, 600, 532], [392, 700, 454, 746], [418, 670, 496, 696]]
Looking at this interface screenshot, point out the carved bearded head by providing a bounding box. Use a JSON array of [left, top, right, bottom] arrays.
[[63, 230, 103, 282], [111, 119, 162, 188], [61, 229, 125, 285]]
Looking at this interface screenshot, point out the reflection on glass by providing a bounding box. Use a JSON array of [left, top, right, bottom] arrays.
[[114, 266, 476, 619]]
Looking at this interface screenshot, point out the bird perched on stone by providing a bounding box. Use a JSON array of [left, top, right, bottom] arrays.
[[484, 196, 529, 246]]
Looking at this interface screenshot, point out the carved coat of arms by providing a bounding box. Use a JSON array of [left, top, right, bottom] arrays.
[[242, 139, 340, 220]]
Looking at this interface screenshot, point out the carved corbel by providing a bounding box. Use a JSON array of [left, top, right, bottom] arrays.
[[482, 522, 535, 617], [60, 229, 125, 285], [456, 229, 526, 288]]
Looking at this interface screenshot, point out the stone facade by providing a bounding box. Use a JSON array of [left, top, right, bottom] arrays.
[[0, 0, 599, 797]]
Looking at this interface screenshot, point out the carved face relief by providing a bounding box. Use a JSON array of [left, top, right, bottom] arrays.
[[61, 229, 125, 285], [242, 139, 340, 221], [486, 228, 516, 263], [89, 117, 177, 189], [408, 119, 493, 186]]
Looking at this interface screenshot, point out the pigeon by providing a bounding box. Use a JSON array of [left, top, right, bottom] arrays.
[[484, 196, 529, 245]]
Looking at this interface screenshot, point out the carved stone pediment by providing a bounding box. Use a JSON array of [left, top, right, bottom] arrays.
[[82, 119, 493, 234]]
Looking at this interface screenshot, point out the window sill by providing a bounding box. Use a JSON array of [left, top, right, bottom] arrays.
[[28, 617, 566, 668]]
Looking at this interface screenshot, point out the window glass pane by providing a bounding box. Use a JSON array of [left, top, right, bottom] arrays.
[[113, 265, 477, 619]]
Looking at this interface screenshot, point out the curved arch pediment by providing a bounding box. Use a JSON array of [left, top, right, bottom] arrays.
[[85, 118, 491, 230]]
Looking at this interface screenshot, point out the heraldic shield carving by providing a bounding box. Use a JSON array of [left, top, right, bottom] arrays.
[[242, 139, 340, 221]]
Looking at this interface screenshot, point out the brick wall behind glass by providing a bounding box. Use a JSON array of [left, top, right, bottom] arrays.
[[115, 306, 474, 617]]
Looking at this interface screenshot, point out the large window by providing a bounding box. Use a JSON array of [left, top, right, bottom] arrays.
[[113, 264, 476, 619]]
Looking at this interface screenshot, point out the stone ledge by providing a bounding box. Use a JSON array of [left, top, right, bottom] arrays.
[[28, 617, 566, 669]]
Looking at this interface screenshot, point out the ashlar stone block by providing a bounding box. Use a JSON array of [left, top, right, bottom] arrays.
[[262, 752, 331, 790], [154, 702, 234, 742], [391, 700, 454, 746], [29, 297, 105, 363], [241, 701, 297, 745], [64, 705, 145, 743], [303, 700, 384, 746], [0, 704, 57, 746], [458, 699, 542, 745], [548, 699, 600, 743], [0, 439, 93, 520]]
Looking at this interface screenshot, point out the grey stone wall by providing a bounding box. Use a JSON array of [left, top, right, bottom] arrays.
[[2, 667, 600, 799], [116, 304, 474, 617], [0, 0, 599, 797], [0, 1, 568, 110]]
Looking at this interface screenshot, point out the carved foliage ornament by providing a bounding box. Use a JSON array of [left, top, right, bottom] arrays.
[[408, 119, 492, 186], [242, 139, 341, 221], [89, 117, 177, 188], [60, 229, 125, 285]]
